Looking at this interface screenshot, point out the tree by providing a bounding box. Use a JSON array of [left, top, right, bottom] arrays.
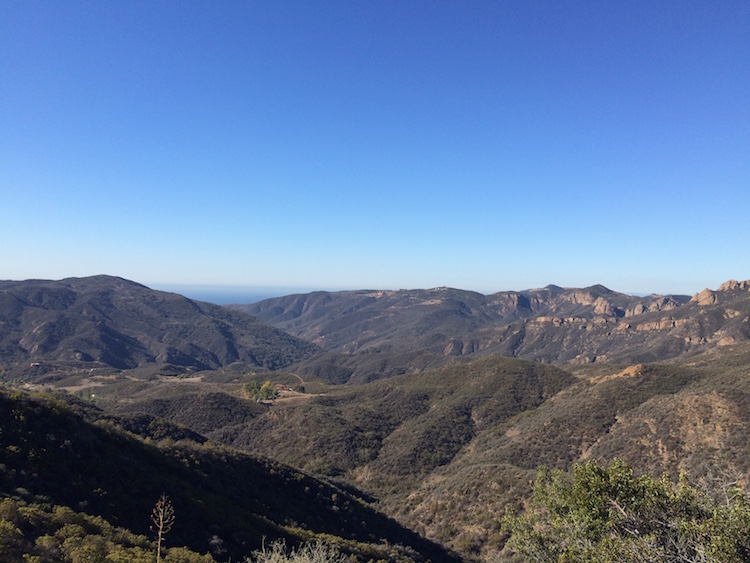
[[245, 380, 278, 402], [258, 381, 278, 401], [502, 459, 750, 562], [151, 493, 176, 563]]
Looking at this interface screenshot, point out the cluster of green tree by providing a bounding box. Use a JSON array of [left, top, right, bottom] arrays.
[[502, 458, 750, 562], [0, 496, 212, 562], [244, 381, 279, 401]]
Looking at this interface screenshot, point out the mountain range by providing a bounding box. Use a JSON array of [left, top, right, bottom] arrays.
[[2, 274, 750, 561], [232, 280, 750, 381]]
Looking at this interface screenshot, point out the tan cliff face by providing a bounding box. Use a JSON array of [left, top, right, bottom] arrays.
[[635, 318, 690, 331], [593, 296, 626, 317], [566, 291, 598, 306], [626, 297, 682, 316]]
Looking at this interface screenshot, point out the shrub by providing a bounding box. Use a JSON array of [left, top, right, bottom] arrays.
[[248, 540, 352, 563], [502, 458, 750, 562]]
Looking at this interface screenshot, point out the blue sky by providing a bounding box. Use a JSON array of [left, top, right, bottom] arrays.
[[2, 1, 748, 297]]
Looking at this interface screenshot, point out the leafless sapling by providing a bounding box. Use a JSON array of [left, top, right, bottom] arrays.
[[151, 493, 175, 563]]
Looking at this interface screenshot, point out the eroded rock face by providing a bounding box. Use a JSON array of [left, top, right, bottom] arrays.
[[718, 279, 750, 292], [626, 303, 647, 317], [649, 297, 680, 312], [566, 291, 597, 306], [691, 288, 717, 306], [594, 297, 616, 316], [692, 280, 750, 305], [625, 296, 681, 317], [236, 277, 750, 370]]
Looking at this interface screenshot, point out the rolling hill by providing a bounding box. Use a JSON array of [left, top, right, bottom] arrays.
[[95, 343, 750, 559], [0, 275, 320, 379]]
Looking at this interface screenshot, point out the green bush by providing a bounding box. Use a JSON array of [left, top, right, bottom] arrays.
[[502, 458, 750, 562]]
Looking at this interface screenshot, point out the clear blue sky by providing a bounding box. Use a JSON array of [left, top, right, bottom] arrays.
[[2, 1, 748, 296]]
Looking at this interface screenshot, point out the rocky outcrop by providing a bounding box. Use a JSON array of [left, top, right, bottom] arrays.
[[235, 277, 750, 372], [566, 291, 597, 306], [691, 288, 717, 306], [692, 280, 750, 306], [594, 297, 617, 316], [626, 297, 682, 317], [649, 296, 681, 312], [635, 318, 689, 331], [718, 279, 750, 292]]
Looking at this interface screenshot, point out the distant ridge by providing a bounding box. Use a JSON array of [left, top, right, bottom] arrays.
[[0, 275, 320, 378], [231, 279, 750, 372]]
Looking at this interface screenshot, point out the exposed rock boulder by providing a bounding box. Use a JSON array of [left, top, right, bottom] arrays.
[[691, 288, 717, 306], [649, 297, 680, 312]]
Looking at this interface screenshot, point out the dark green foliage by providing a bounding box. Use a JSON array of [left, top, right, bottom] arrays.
[[0, 495, 213, 562], [502, 459, 750, 562], [482, 363, 705, 472], [292, 349, 456, 385], [123, 391, 265, 434]]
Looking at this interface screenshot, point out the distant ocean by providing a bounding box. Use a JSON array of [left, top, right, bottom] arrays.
[[149, 285, 318, 305]]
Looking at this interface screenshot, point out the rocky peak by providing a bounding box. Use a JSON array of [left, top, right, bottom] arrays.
[[718, 279, 750, 292]]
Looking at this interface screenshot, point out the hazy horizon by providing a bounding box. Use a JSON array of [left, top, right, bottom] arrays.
[[149, 279, 710, 306], [1, 273, 738, 304]]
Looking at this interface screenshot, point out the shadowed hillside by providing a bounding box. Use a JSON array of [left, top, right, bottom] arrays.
[[0, 386, 460, 562]]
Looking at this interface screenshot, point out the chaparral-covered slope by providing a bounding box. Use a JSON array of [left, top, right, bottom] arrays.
[[233, 280, 750, 377], [0, 275, 320, 378]]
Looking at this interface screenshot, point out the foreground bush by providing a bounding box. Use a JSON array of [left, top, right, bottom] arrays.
[[502, 459, 750, 562]]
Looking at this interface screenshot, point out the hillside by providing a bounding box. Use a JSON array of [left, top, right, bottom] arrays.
[[0, 276, 320, 379], [0, 386, 459, 562], [95, 355, 577, 557], [232, 280, 750, 377], [101, 355, 575, 480], [92, 342, 750, 559]]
